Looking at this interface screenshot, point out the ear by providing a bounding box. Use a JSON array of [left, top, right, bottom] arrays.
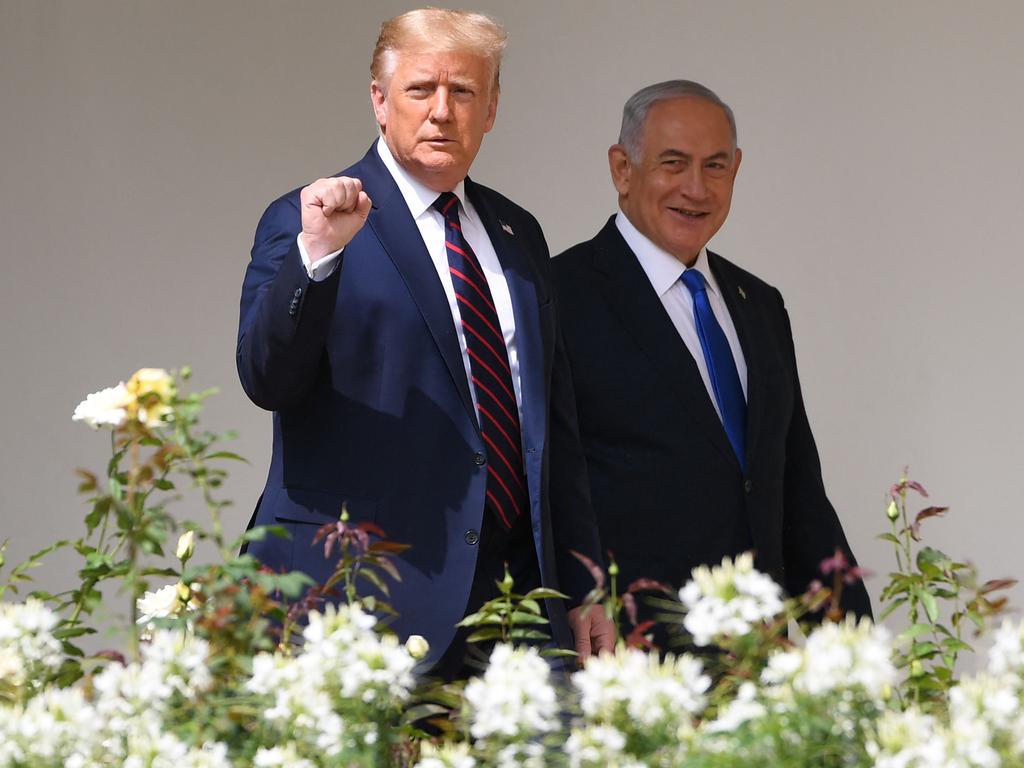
[[370, 80, 388, 131], [608, 144, 632, 196], [482, 87, 499, 134], [732, 147, 743, 179]]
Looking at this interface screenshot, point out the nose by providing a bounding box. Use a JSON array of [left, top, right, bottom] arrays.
[[429, 86, 452, 123], [679, 165, 709, 200]]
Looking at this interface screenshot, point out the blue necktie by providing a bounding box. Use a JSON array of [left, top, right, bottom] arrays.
[[680, 269, 747, 470], [434, 192, 528, 529]]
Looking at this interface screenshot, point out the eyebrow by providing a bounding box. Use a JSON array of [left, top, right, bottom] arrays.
[[658, 149, 732, 162]]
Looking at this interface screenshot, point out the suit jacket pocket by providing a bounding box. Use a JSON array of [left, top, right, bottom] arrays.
[[273, 486, 377, 526]]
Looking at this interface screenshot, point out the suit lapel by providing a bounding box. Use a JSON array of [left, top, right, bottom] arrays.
[[591, 219, 738, 468], [708, 251, 764, 470], [357, 149, 477, 426]]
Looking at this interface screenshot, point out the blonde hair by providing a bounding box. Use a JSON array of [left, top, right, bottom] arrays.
[[371, 8, 507, 92]]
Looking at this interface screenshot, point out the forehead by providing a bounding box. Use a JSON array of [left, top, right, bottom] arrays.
[[391, 48, 491, 83], [640, 97, 734, 155]]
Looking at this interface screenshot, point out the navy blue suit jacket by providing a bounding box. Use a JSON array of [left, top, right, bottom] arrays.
[[552, 218, 871, 618], [237, 146, 601, 666]]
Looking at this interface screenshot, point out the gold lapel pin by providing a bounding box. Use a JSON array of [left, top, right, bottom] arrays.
[[738, 285, 747, 300]]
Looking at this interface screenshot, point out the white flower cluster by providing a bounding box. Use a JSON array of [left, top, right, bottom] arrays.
[[414, 741, 476, 768], [463, 643, 557, 742], [761, 616, 895, 702], [0, 628, 223, 768], [988, 618, 1024, 680], [867, 706, 950, 768], [247, 602, 417, 759], [573, 646, 709, 729], [564, 724, 646, 768], [0, 598, 63, 693], [679, 552, 784, 646]]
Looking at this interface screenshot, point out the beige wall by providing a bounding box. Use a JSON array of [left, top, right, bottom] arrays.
[[3, 1, 1022, 624]]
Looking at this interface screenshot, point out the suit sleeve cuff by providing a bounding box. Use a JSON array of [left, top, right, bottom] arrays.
[[297, 234, 343, 282]]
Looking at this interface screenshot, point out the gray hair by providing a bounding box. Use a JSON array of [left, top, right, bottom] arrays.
[[618, 80, 737, 160]]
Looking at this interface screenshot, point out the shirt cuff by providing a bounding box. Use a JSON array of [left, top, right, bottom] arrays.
[[297, 234, 342, 282]]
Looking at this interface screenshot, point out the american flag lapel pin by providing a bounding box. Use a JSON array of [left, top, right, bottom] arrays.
[[500, 220, 514, 236], [738, 285, 747, 300]]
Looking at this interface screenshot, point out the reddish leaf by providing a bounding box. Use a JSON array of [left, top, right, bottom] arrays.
[[571, 550, 606, 591], [819, 549, 848, 575], [358, 521, 388, 538], [625, 620, 658, 651], [914, 506, 948, 524], [626, 578, 673, 596], [905, 480, 929, 497], [622, 592, 638, 626], [981, 578, 1018, 594]]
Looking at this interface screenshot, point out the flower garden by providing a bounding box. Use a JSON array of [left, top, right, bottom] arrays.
[[2, 368, 1022, 767]]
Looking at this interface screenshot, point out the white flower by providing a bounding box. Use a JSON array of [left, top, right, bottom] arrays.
[[176, 530, 196, 561], [679, 552, 784, 645], [253, 744, 317, 768], [0, 598, 64, 689], [405, 633, 429, 660], [136, 582, 196, 625], [572, 646, 709, 733], [496, 742, 547, 768], [988, 618, 1024, 680], [866, 706, 954, 768], [464, 643, 557, 741], [703, 682, 766, 734], [72, 383, 130, 428], [565, 724, 643, 768], [762, 616, 895, 702], [414, 741, 476, 768]]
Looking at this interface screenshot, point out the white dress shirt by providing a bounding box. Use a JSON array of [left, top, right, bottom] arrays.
[[298, 138, 523, 425], [615, 212, 748, 421]]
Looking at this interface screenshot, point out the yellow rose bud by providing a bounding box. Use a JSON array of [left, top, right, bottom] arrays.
[[909, 659, 925, 677], [886, 500, 899, 521], [176, 530, 195, 562], [405, 634, 429, 660]]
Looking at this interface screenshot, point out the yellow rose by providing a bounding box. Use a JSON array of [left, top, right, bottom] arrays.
[[126, 368, 174, 426]]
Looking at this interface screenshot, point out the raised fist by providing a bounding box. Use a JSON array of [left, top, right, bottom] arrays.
[[299, 176, 372, 263]]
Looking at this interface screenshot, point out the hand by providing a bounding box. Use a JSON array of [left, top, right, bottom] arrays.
[[568, 604, 616, 661], [299, 176, 372, 263]]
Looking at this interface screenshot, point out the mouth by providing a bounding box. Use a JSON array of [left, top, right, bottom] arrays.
[[668, 206, 709, 219]]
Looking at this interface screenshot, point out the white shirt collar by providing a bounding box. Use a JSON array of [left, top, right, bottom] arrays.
[[614, 210, 720, 298], [376, 137, 473, 223]]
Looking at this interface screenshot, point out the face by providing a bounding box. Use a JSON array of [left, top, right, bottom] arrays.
[[609, 97, 741, 266], [371, 48, 498, 192]]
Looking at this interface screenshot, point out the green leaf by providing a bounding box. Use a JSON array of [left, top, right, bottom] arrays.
[[522, 587, 570, 601], [508, 628, 551, 641], [466, 628, 505, 643], [919, 590, 940, 622], [897, 623, 935, 643]]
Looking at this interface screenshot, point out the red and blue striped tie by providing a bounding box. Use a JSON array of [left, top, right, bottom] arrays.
[[434, 192, 528, 529]]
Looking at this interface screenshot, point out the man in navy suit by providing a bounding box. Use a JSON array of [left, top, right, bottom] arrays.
[[237, 9, 613, 677], [552, 80, 871, 635]]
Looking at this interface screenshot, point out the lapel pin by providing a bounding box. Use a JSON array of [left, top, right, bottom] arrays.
[[500, 221, 514, 236], [737, 285, 747, 300]]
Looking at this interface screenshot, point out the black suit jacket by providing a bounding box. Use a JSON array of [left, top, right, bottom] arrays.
[[552, 217, 870, 617], [237, 145, 602, 667]]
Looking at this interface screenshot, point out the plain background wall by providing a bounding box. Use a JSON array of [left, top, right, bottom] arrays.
[[3, 1, 1022, 635]]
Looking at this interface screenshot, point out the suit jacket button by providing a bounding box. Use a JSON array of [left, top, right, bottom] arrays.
[[464, 529, 480, 545], [473, 452, 486, 466], [744, 479, 753, 493]]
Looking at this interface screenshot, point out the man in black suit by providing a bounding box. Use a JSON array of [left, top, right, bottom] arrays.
[[237, 8, 613, 677], [551, 80, 871, 627]]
